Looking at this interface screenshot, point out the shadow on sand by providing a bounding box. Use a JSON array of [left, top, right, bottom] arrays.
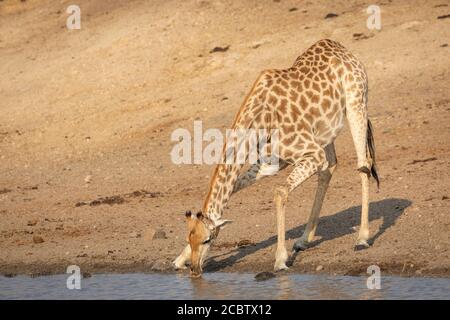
[[206, 198, 411, 272]]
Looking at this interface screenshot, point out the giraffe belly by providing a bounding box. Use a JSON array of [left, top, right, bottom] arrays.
[[313, 108, 345, 147]]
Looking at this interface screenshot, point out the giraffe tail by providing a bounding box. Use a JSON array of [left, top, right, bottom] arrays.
[[367, 119, 380, 188]]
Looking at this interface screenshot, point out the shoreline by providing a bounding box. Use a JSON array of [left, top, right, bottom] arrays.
[[1, 259, 448, 278]]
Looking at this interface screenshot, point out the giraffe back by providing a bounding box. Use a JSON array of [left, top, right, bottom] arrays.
[[232, 39, 368, 164]]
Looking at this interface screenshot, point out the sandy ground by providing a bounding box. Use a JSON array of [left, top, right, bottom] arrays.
[[0, 0, 449, 278]]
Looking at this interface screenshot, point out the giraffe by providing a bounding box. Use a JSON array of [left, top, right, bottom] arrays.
[[174, 39, 379, 277]]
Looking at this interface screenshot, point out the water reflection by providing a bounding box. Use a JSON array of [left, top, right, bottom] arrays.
[[0, 273, 449, 300], [276, 275, 293, 299]]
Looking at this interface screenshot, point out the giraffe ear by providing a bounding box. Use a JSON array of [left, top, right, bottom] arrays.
[[215, 219, 233, 229], [185, 211, 192, 219]]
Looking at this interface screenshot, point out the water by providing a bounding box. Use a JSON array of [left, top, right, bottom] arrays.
[[0, 273, 449, 300]]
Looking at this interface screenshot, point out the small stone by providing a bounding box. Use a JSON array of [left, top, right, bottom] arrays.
[[27, 219, 38, 226], [255, 272, 276, 281], [33, 236, 44, 244], [324, 13, 339, 19], [316, 265, 324, 271], [237, 239, 254, 247], [84, 175, 92, 183], [130, 231, 141, 238], [209, 45, 230, 53], [151, 259, 168, 271], [152, 229, 167, 240]]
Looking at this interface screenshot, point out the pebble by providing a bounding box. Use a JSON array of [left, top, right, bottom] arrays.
[[33, 236, 44, 244], [324, 13, 339, 19], [151, 259, 169, 271], [27, 220, 38, 226], [237, 239, 254, 247], [130, 231, 141, 238], [316, 265, 324, 271], [255, 272, 276, 281], [153, 229, 167, 240]]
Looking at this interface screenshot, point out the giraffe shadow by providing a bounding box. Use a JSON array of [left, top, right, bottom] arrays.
[[205, 198, 411, 272]]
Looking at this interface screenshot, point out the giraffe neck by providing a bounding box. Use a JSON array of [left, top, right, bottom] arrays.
[[202, 163, 243, 223], [201, 71, 265, 224]]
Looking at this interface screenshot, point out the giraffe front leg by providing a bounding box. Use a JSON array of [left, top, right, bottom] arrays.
[[274, 186, 289, 271], [293, 167, 334, 251], [277, 149, 325, 268], [294, 143, 337, 252], [173, 244, 191, 270]]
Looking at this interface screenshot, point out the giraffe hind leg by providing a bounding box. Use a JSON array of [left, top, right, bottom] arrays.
[[346, 97, 373, 250]]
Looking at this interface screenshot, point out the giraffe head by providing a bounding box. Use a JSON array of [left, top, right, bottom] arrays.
[[185, 210, 232, 277]]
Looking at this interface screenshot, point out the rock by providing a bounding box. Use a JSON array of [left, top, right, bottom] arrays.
[[130, 231, 141, 238], [152, 229, 167, 240], [84, 175, 92, 184], [151, 259, 169, 271], [27, 219, 38, 226], [209, 45, 230, 53], [316, 265, 324, 271], [353, 33, 374, 41], [237, 239, 254, 247], [33, 236, 44, 244], [255, 271, 276, 281], [437, 14, 450, 20], [324, 13, 339, 19]]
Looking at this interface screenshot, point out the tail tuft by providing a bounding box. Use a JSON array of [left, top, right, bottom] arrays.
[[367, 119, 380, 188]]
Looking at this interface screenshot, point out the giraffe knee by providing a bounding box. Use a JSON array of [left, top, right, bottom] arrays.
[[274, 186, 288, 203], [357, 166, 371, 177], [328, 162, 337, 174]]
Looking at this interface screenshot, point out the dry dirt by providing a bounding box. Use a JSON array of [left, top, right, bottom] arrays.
[[0, 0, 449, 277]]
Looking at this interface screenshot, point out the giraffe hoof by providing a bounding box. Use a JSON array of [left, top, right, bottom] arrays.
[[293, 240, 309, 252], [274, 262, 289, 272], [354, 240, 370, 251], [173, 259, 188, 270]]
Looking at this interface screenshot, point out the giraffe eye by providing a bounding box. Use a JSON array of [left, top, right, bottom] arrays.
[[202, 237, 211, 244]]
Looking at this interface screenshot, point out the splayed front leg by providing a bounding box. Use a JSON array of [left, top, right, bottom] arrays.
[[173, 244, 191, 270], [293, 152, 336, 252], [274, 186, 289, 271]]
